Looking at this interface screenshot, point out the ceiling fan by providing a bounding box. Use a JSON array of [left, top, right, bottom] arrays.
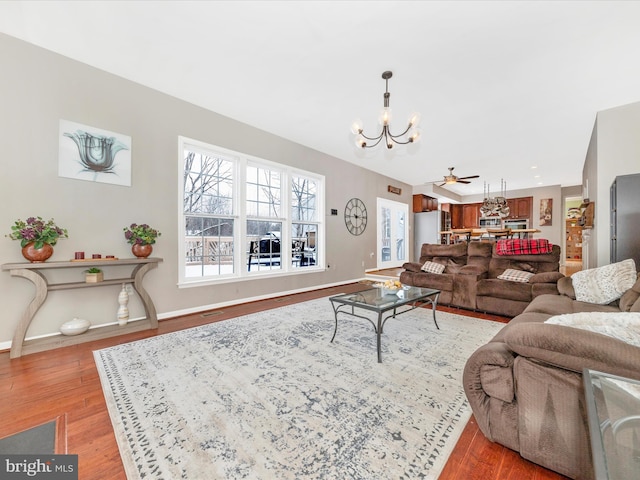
[[433, 167, 480, 186]]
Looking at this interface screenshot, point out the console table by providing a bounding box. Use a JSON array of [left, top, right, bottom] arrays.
[[1, 257, 163, 358]]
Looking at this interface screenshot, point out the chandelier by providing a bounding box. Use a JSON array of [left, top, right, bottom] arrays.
[[480, 179, 511, 218], [350, 71, 421, 149]]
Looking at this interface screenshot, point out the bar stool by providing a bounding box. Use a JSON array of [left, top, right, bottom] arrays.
[[487, 228, 511, 240], [451, 228, 472, 243]]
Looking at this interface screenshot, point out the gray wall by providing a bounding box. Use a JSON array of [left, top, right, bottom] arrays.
[[584, 101, 640, 267], [0, 33, 412, 346], [582, 121, 598, 269]]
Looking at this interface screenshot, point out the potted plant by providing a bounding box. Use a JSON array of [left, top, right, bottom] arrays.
[[123, 223, 161, 258], [85, 267, 104, 283], [7, 217, 68, 262]]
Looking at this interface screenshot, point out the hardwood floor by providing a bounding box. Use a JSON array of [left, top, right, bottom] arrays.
[[0, 283, 567, 480]]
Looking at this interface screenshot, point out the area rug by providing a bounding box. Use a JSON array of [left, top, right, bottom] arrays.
[[94, 296, 504, 479]]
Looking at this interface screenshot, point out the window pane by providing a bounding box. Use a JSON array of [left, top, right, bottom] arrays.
[[397, 210, 406, 261], [292, 176, 317, 221], [381, 207, 391, 261], [183, 149, 234, 216], [246, 165, 281, 218], [292, 223, 317, 268], [185, 216, 234, 278], [246, 221, 282, 272]]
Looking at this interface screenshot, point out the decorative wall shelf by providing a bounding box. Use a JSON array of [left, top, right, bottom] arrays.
[[1, 257, 163, 358]]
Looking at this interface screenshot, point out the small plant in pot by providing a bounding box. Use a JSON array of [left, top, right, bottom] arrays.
[[85, 267, 104, 283]]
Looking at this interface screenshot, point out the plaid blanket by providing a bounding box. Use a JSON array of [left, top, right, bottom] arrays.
[[496, 238, 552, 255]]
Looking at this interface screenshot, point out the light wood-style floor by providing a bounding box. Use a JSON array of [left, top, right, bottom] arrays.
[[561, 260, 583, 277], [0, 282, 568, 480]]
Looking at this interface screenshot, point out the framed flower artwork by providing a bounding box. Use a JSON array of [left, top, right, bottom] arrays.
[[58, 119, 132, 186]]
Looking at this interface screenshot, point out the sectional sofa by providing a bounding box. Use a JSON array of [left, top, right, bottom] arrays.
[[399, 240, 563, 317], [463, 260, 640, 479]]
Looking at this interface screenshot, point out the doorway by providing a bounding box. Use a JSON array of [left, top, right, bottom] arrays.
[[564, 195, 583, 275], [377, 198, 409, 269]]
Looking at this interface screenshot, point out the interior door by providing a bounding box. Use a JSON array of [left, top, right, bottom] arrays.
[[377, 198, 409, 269]]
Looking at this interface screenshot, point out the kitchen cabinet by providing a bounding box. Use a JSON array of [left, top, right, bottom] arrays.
[[566, 220, 582, 260], [450, 196, 531, 228], [451, 202, 482, 228], [450, 204, 463, 229], [462, 203, 481, 228], [506, 197, 532, 219], [412, 194, 438, 212]]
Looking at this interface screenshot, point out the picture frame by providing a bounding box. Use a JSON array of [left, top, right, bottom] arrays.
[[540, 198, 553, 226], [58, 119, 132, 187]]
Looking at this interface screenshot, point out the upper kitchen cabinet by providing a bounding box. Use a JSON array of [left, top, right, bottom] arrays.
[[506, 197, 532, 219], [451, 203, 481, 228], [462, 203, 481, 228], [413, 194, 438, 212]]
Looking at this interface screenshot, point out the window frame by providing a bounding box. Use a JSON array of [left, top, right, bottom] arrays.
[[178, 136, 324, 287]]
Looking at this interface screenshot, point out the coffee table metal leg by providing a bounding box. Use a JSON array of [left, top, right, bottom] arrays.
[[377, 311, 383, 363], [431, 293, 440, 329], [330, 300, 339, 343]]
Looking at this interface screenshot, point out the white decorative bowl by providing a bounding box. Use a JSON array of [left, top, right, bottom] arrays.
[[382, 287, 401, 296], [60, 317, 91, 336]]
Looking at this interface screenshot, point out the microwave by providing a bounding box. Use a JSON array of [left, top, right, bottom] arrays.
[[479, 217, 502, 228], [503, 219, 529, 230]]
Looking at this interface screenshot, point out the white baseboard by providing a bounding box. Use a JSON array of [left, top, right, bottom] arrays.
[[0, 279, 363, 352]]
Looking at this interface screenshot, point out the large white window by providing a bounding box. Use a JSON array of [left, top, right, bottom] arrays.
[[179, 137, 324, 286]]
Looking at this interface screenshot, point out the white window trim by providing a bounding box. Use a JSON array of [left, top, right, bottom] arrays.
[[178, 136, 325, 287]]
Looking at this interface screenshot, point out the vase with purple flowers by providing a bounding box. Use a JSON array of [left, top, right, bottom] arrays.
[[123, 223, 161, 258]]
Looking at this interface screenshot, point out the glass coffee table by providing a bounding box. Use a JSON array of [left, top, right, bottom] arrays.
[[583, 369, 640, 480], [329, 286, 440, 363]]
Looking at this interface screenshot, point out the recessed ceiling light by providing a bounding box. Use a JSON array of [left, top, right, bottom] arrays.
[[531, 166, 538, 169], [534, 175, 540, 178]]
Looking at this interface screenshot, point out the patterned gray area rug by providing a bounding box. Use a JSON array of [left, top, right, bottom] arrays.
[[94, 297, 504, 479]]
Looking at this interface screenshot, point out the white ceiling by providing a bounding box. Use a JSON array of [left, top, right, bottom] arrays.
[[2, 1, 640, 196]]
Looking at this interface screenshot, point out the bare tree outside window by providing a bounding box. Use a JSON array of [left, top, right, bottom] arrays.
[[183, 150, 235, 277], [180, 138, 323, 282]]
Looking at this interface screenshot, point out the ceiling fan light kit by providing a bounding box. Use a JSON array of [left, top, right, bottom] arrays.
[[351, 71, 421, 149], [437, 167, 479, 187]]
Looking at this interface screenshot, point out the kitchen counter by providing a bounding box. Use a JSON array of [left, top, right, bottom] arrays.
[[439, 228, 541, 243]]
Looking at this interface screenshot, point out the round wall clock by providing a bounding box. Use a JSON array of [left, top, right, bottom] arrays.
[[344, 198, 367, 236]]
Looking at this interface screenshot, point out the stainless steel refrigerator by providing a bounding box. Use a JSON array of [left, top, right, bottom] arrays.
[[610, 172, 640, 267], [414, 211, 441, 262]]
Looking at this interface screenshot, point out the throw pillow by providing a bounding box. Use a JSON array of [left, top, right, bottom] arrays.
[[497, 268, 534, 283], [421, 260, 446, 274], [571, 259, 637, 304], [545, 311, 640, 348]]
